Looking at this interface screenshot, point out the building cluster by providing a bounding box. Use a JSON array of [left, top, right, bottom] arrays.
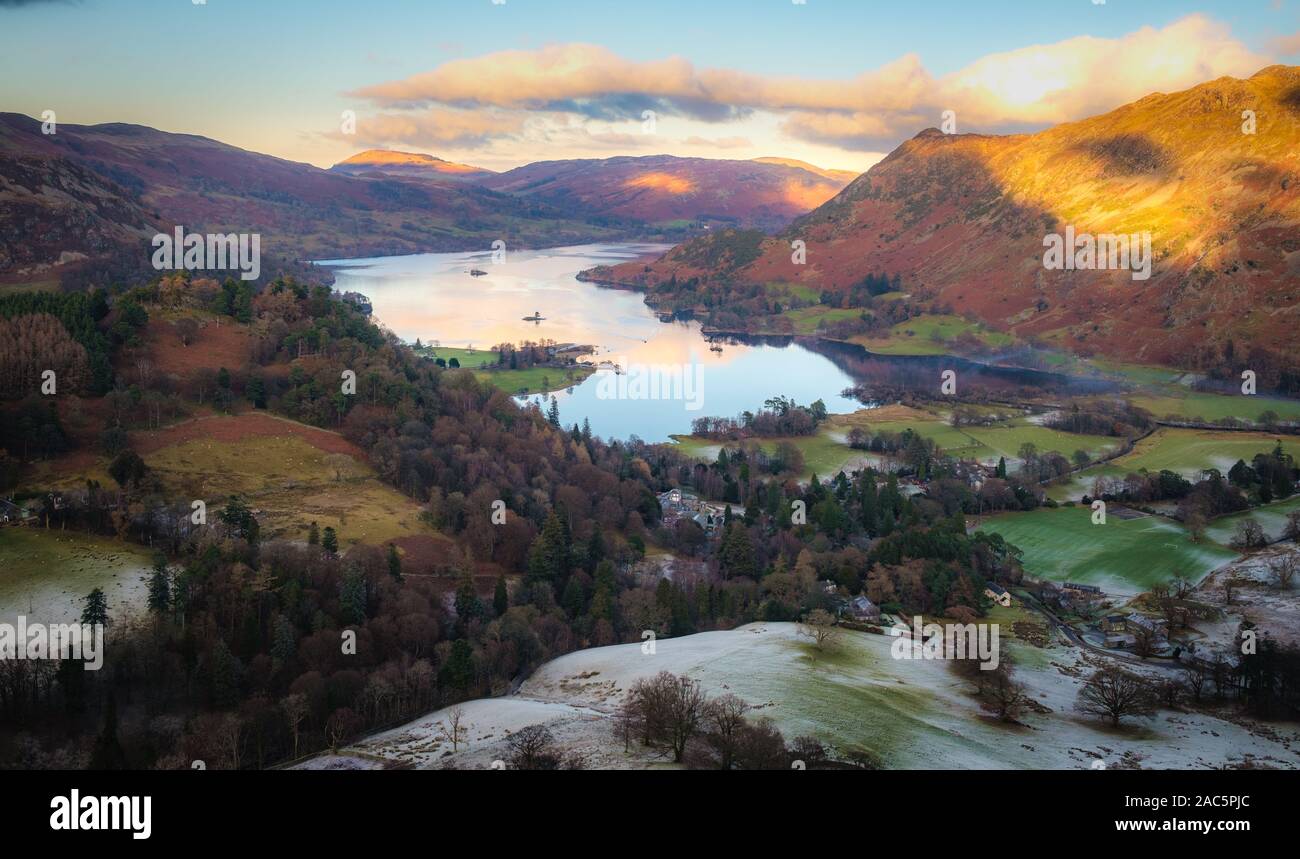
[[1040, 580, 1106, 614], [1100, 612, 1170, 649], [657, 489, 727, 538]]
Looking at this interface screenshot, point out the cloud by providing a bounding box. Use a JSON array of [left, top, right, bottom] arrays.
[[0, 0, 83, 6], [682, 135, 753, 150], [1269, 31, 1300, 55], [349, 16, 1269, 152], [325, 108, 526, 149]]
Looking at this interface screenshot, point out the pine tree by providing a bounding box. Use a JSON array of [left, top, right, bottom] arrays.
[[718, 522, 757, 579], [81, 588, 109, 628], [493, 576, 509, 616], [387, 543, 403, 581], [340, 567, 367, 624], [88, 695, 127, 770], [322, 526, 339, 555], [146, 556, 171, 616], [439, 639, 474, 690], [308, 521, 320, 545], [455, 578, 483, 621]]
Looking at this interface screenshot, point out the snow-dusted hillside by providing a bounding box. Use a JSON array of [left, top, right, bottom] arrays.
[[301, 623, 1300, 770]]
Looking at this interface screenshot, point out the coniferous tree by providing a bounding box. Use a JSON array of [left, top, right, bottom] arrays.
[[146, 556, 171, 616], [81, 588, 109, 628], [493, 576, 509, 616], [387, 543, 403, 581], [88, 695, 127, 770]]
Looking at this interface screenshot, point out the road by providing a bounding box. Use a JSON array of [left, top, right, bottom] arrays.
[[1016, 590, 1189, 674]]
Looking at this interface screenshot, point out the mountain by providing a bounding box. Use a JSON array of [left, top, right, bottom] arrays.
[[330, 149, 495, 181], [586, 66, 1300, 367], [0, 114, 622, 284], [750, 157, 859, 184], [477, 154, 854, 231]]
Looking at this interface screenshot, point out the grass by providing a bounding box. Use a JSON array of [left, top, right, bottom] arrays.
[[1205, 495, 1300, 545], [976, 506, 1238, 595], [852, 314, 1015, 356], [671, 404, 1119, 481], [851, 408, 1116, 466], [779, 306, 865, 335], [1128, 392, 1300, 423], [413, 346, 498, 368], [472, 364, 594, 395], [1048, 428, 1300, 501], [143, 435, 433, 545], [413, 345, 595, 394], [0, 528, 154, 623], [764, 282, 822, 304], [962, 424, 1117, 463]]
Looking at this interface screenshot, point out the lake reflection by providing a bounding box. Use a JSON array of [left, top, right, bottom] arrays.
[[316, 244, 863, 442]]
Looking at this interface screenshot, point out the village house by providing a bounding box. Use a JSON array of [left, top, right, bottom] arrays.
[[1126, 613, 1168, 639], [984, 583, 1012, 607], [846, 595, 881, 622]]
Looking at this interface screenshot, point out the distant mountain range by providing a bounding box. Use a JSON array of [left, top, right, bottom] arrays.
[[329, 150, 854, 231], [587, 66, 1300, 367], [0, 115, 856, 286]]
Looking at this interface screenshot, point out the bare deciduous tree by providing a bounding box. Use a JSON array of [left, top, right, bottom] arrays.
[[281, 693, 308, 760], [435, 706, 469, 753], [978, 661, 1028, 723], [1268, 554, 1297, 590], [506, 724, 561, 770], [706, 693, 751, 770], [798, 608, 841, 652], [1077, 667, 1157, 727]]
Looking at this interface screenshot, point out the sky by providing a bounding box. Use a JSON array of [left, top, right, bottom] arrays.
[[1, 0, 1298, 173]]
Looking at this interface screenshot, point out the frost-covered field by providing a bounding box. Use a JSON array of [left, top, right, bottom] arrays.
[[302, 623, 1300, 770]]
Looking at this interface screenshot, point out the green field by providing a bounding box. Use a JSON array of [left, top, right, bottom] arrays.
[[853, 314, 1015, 356], [976, 506, 1237, 595], [670, 408, 1114, 480], [764, 282, 822, 304], [1049, 428, 1300, 501], [1205, 496, 1300, 546], [0, 528, 154, 624], [1129, 392, 1300, 424], [413, 346, 498, 368], [859, 413, 1116, 467], [779, 306, 866, 335], [473, 365, 594, 395]]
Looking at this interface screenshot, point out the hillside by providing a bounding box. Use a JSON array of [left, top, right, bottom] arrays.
[[587, 66, 1300, 368], [330, 149, 495, 181], [0, 114, 622, 283], [478, 154, 854, 231]]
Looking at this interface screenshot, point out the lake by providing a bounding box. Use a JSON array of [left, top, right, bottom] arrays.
[[317, 244, 863, 442], [317, 244, 1111, 443]]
